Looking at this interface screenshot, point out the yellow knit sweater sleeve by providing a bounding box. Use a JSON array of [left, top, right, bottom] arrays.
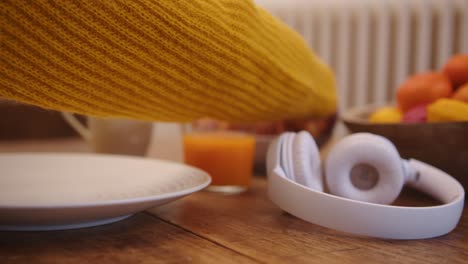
[[0, 0, 337, 122]]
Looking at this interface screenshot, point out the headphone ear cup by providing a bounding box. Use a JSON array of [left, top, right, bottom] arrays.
[[325, 133, 404, 204], [290, 131, 323, 191]]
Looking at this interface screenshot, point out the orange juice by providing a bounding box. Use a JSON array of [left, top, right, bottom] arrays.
[[183, 132, 255, 192]]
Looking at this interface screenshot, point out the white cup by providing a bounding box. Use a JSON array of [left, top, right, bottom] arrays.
[[62, 113, 153, 156]]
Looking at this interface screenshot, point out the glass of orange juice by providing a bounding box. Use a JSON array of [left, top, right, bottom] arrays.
[[183, 131, 255, 194]]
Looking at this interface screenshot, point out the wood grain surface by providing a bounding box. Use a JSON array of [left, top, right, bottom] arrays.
[[1, 139, 467, 263], [0, 214, 255, 264], [149, 179, 467, 264]]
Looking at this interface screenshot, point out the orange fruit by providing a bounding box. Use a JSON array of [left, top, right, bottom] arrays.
[[442, 54, 468, 88], [396, 72, 452, 112], [452, 83, 468, 103]]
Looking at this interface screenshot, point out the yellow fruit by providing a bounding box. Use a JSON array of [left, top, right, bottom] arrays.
[[369, 107, 403, 123], [427, 99, 468, 122]]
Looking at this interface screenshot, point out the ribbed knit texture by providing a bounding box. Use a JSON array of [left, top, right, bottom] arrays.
[[0, 0, 337, 122]]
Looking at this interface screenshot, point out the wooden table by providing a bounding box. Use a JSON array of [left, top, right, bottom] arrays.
[[0, 139, 467, 263]]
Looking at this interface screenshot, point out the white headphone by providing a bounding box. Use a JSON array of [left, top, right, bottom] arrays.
[[266, 131, 465, 239]]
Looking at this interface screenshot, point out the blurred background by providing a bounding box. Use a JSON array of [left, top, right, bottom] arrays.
[[257, 0, 467, 135], [1, 0, 467, 163]]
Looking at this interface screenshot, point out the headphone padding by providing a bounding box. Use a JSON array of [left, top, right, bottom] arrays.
[[325, 133, 404, 204], [281, 133, 295, 181], [290, 131, 323, 191], [266, 134, 284, 178]]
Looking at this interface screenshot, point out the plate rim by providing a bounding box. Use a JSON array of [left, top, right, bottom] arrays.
[[0, 152, 211, 209]]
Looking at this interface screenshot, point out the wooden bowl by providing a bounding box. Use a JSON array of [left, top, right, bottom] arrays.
[[342, 104, 468, 190]]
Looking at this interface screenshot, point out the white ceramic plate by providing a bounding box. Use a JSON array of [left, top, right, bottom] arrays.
[[0, 153, 211, 231]]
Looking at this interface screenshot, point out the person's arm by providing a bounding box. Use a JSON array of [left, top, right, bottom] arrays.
[[0, 0, 336, 122]]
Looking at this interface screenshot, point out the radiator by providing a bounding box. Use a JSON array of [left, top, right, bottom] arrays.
[[256, 0, 468, 135]]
